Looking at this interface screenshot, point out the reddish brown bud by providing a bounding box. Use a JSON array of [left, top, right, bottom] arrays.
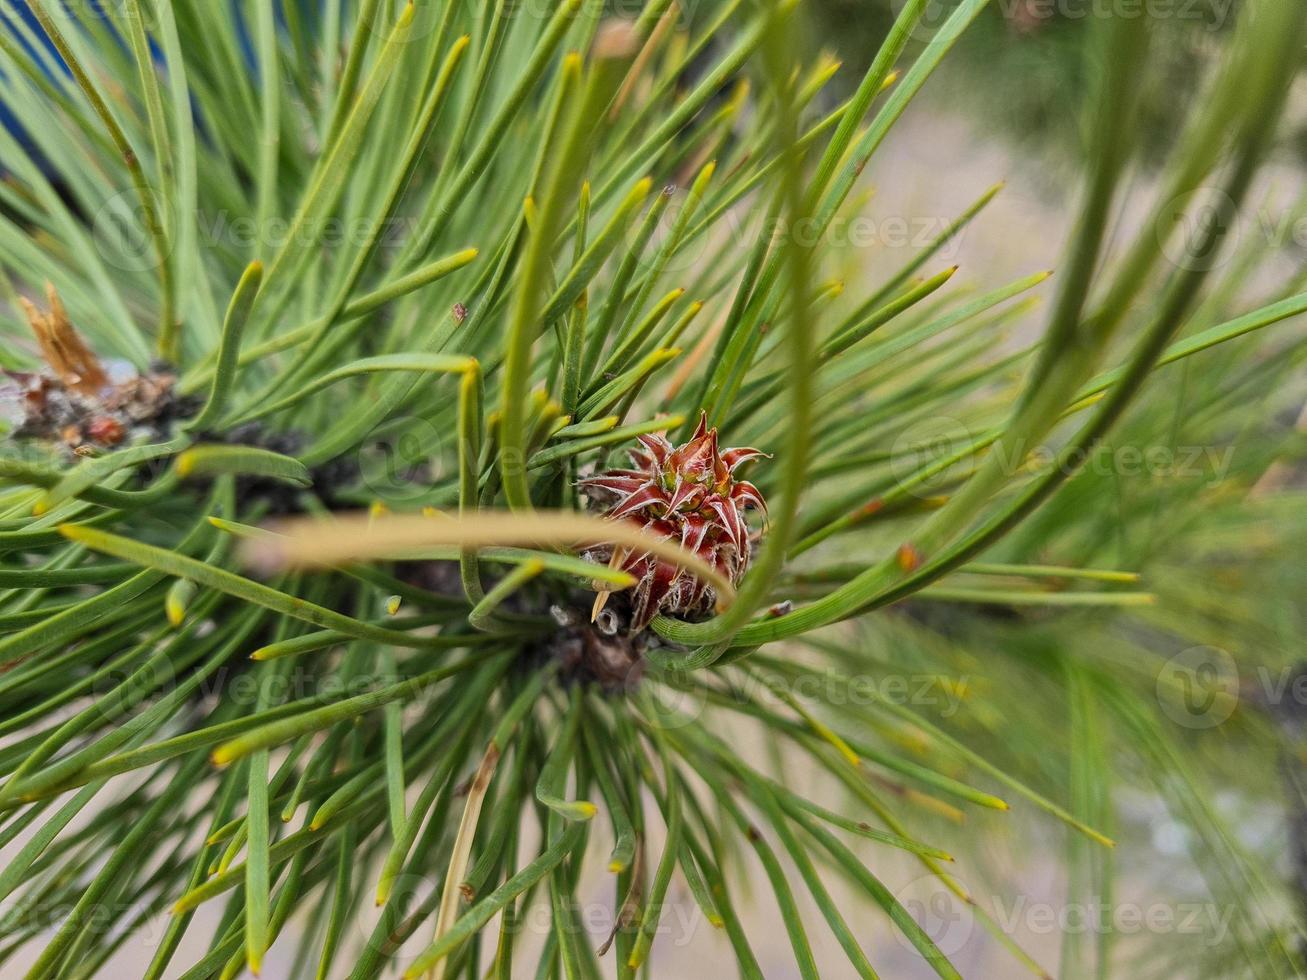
[[579, 411, 770, 631], [87, 416, 125, 446]]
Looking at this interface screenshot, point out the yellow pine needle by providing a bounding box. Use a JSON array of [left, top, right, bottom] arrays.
[[662, 309, 723, 403], [590, 546, 629, 621], [207, 515, 274, 540], [165, 579, 195, 627], [427, 743, 502, 980], [610, 0, 679, 118], [245, 511, 737, 608]]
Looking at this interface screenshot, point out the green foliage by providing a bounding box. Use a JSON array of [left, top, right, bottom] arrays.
[[811, 0, 1275, 169], [0, 1, 1305, 978]]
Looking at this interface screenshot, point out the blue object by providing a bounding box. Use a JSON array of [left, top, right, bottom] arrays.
[[0, 2, 65, 71], [0, 1, 70, 170], [0, 1, 328, 175]]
